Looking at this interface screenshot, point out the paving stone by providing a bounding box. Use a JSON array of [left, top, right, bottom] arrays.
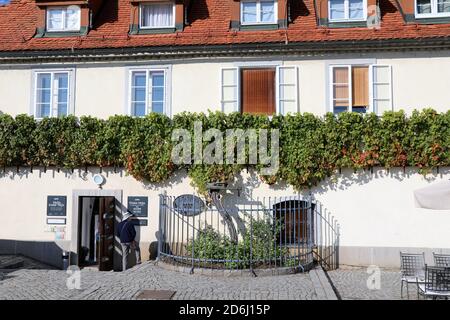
[[327, 266, 408, 300], [0, 257, 384, 300]]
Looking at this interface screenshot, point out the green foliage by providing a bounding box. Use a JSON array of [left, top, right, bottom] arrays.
[[120, 113, 174, 182], [0, 109, 448, 190], [186, 216, 290, 269]]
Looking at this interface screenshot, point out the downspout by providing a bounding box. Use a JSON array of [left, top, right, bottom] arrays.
[[284, 0, 289, 45]]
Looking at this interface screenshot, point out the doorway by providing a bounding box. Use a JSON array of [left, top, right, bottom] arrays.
[[78, 196, 115, 271]]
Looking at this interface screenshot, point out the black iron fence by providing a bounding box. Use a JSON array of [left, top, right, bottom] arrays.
[[158, 194, 339, 273]]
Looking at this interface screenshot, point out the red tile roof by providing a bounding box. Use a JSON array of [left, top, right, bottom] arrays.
[[1, 0, 450, 53]]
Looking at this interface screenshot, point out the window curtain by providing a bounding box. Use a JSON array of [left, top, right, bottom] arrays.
[[65, 7, 80, 30], [438, 0, 450, 13], [329, 0, 345, 20], [349, 0, 364, 19], [260, 1, 275, 22], [417, 0, 432, 14], [142, 4, 173, 27], [48, 9, 64, 30]]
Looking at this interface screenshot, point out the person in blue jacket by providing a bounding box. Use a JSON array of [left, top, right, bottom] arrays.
[[117, 211, 141, 271]]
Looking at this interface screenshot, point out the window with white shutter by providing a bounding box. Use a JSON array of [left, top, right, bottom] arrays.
[[329, 63, 393, 115], [277, 66, 298, 115], [371, 65, 392, 115], [221, 68, 239, 113]]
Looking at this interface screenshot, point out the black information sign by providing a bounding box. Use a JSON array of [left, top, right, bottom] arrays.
[[127, 196, 148, 218], [47, 196, 67, 217]]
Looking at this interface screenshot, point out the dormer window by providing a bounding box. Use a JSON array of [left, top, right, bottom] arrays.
[[329, 0, 367, 22], [415, 0, 450, 18], [139, 2, 175, 29], [240, 0, 277, 25], [46, 6, 81, 32]]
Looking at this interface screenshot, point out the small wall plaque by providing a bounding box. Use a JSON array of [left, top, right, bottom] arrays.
[[131, 219, 148, 226], [173, 194, 205, 216], [47, 218, 66, 225]]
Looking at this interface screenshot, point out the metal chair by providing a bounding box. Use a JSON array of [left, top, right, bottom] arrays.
[[433, 253, 450, 268], [417, 265, 450, 300], [400, 252, 425, 299]]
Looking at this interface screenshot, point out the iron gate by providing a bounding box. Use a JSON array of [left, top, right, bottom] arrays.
[[158, 194, 339, 273]]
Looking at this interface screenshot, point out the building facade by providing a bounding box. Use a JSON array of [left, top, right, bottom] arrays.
[[0, 0, 449, 270]]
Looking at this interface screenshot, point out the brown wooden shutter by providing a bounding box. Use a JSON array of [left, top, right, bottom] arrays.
[[241, 68, 276, 115], [352, 66, 369, 107]]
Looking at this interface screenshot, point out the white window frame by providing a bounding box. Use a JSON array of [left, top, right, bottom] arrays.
[[128, 68, 171, 117], [328, 0, 367, 22], [329, 64, 372, 113], [46, 6, 81, 32], [415, 0, 450, 18], [327, 61, 393, 115], [240, 0, 278, 25], [139, 2, 176, 29], [32, 69, 75, 119]]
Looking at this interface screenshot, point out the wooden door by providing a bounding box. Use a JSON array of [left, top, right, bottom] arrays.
[[98, 197, 115, 271], [241, 68, 276, 115]]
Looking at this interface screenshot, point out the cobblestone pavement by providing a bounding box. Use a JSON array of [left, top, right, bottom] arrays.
[[327, 266, 411, 300], [0, 261, 322, 300]]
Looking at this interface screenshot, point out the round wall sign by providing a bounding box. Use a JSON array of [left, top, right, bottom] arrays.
[[173, 194, 205, 216]]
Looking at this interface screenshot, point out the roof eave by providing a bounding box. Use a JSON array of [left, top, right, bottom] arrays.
[[1, 37, 450, 63]]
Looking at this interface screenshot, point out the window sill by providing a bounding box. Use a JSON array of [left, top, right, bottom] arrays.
[[238, 23, 279, 31], [320, 19, 368, 28], [129, 24, 181, 35], [35, 27, 88, 38], [407, 14, 450, 24]]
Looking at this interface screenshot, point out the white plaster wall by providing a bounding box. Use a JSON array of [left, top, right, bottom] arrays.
[[0, 68, 31, 116], [378, 55, 450, 114], [1, 52, 450, 119], [171, 62, 224, 115], [74, 66, 126, 118], [1, 167, 449, 252], [281, 59, 327, 114]]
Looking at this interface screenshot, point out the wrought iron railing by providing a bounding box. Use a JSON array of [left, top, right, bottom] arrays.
[[158, 194, 339, 273]]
